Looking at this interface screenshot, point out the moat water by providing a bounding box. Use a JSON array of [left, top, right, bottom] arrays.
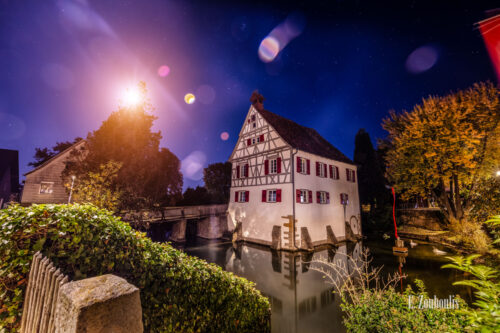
[[151, 231, 472, 333]]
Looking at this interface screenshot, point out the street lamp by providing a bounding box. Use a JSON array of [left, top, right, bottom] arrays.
[[68, 175, 76, 204]]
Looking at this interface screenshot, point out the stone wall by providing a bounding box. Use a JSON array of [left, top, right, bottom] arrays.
[[397, 208, 445, 231]]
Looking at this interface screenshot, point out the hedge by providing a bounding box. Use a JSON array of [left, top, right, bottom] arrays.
[[0, 204, 270, 332]]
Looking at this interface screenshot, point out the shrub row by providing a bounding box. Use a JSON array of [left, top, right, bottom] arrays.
[[0, 204, 270, 332]]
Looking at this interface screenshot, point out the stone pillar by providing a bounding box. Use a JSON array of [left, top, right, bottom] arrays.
[[170, 218, 187, 242], [197, 214, 223, 239], [54, 274, 143, 333], [271, 226, 282, 250], [300, 227, 313, 251]]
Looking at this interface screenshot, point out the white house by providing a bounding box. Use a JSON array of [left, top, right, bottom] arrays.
[[227, 92, 361, 251]]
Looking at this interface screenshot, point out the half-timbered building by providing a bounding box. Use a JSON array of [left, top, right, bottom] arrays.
[[228, 92, 361, 250]]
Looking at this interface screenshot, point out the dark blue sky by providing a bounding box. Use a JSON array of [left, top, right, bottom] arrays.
[[0, 0, 497, 189]]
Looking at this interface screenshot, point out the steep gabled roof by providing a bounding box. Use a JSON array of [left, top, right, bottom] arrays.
[[258, 108, 354, 164], [24, 140, 86, 176]]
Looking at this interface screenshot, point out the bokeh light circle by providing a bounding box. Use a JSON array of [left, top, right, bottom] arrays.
[[181, 151, 207, 181], [258, 36, 280, 63], [184, 93, 196, 104], [405, 46, 439, 74], [157, 65, 170, 77], [220, 132, 229, 141]]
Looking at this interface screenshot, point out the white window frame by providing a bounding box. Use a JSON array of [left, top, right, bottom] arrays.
[[239, 191, 247, 202], [319, 191, 327, 204], [300, 189, 308, 203], [318, 162, 326, 178], [332, 166, 338, 179], [300, 158, 307, 174], [341, 193, 349, 205], [267, 189, 277, 203], [239, 164, 248, 178], [39, 181, 54, 194], [269, 158, 277, 174]]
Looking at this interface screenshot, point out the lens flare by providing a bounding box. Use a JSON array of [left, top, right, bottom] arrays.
[[184, 93, 196, 104], [405, 46, 439, 74], [258, 36, 280, 63], [157, 65, 170, 77], [181, 151, 207, 181], [220, 132, 229, 141]]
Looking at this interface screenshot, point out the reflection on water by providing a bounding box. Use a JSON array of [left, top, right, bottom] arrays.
[[172, 238, 472, 333]]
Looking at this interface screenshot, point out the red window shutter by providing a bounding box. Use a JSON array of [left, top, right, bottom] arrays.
[[277, 157, 282, 173], [316, 162, 320, 176], [262, 190, 267, 202], [259, 134, 264, 142], [296, 189, 301, 203], [308, 190, 313, 203], [244, 164, 249, 177], [236, 166, 240, 179], [297, 157, 301, 173], [245, 191, 250, 202], [329, 165, 333, 178], [247, 138, 251, 146], [335, 166, 339, 179], [316, 191, 321, 203], [276, 189, 281, 202], [264, 160, 269, 175], [235, 191, 239, 202], [326, 192, 330, 204], [346, 169, 350, 181], [306, 159, 310, 175], [352, 170, 356, 182]]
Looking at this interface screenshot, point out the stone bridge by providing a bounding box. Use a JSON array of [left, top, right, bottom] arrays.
[[120, 204, 229, 242]]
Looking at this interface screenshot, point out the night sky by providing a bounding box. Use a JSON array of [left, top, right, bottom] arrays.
[[0, 0, 497, 189]]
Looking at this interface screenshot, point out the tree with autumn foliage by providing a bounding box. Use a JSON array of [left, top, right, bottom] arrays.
[[382, 82, 500, 226], [63, 82, 183, 210]]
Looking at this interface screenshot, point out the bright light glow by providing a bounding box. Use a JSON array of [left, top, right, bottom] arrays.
[[496, 170, 500, 177], [258, 36, 280, 62], [184, 93, 196, 104], [120, 86, 142, 107]]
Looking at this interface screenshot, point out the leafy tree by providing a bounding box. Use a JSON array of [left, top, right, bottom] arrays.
[[177, 186, 211, 206], [354, 129, 392, 233], [203, 162, 232, 204], [354, 129, 389, 207], [28, 137, 83, 167], [64, 82, 183, 209], [382, 82, 500, 225], [68, 161, 122, 211]]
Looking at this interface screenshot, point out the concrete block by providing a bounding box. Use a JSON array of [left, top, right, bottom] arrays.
[[54, 274, 143, 333]]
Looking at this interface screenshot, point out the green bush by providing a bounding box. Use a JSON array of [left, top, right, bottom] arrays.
[[0, 204, 270, 332], [341, 280, 469, 332]]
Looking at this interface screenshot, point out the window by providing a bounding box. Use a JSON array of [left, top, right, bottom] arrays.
[[346, 169, 356, 182], [270, 159, 277, 174], [329, 165, 339, 179], [235, 191, 249, 202], [247, 134, 264, 146], [317, 191, 330, 204], [340, 193, 349, 205], [268, 190, 276, 202], [296, 189, 312, 203], [251, 115, 256, 128], [316, 162, 327, 177], [39, 182, 54, 194], [262, 189, 281, 202], [297, 157, 310, 174], [236, 164, 249, 178]]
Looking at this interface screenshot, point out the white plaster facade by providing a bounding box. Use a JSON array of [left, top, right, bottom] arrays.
[[227, 103, 361, 249]]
